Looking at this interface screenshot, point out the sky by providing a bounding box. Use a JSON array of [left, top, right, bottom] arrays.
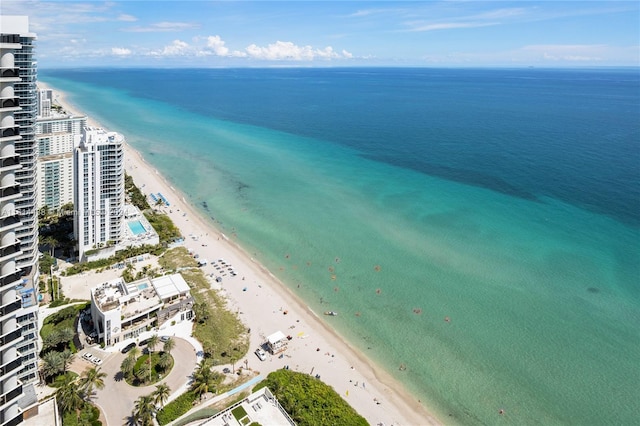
[[2, 1, 639, 68]]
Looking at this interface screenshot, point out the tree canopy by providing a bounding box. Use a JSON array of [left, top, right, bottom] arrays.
[[253, 369, 368, 426]]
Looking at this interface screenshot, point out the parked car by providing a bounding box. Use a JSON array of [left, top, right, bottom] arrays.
[[121, 343, 136, 354], [255, 348, 267, 361], [91, 356, 102, 365], [222, 367, 231, 374], [138, 338, 150, 347], [160, 336, 170, 342], [82, 352, 93, 361]]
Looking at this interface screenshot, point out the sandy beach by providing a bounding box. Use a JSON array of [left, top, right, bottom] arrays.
[[41, 81, 440, 426]]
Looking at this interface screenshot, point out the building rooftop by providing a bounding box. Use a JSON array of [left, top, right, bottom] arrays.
[[152, 274, 190, 301], [200, 387, 295, 426], [92, 273, 191, 319]]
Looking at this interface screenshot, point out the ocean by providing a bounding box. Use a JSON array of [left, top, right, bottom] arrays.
[[40, 67, 640, 425]]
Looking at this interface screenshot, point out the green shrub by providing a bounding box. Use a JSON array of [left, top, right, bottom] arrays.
[[156, 391, 198, 425], [253, 370, 369, 426]]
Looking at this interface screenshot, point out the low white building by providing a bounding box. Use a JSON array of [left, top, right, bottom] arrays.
[[200, 387, 295, 426], [266, 331, 288, 354], [89, 273, 193, 347]]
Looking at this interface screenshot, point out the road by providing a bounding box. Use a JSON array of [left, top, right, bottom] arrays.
[[71, 337, 198, 425]]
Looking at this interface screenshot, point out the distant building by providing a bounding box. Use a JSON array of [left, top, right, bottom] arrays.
[[89, 274, 194, 346], [35, 89, 87, 210], [73, 127, 125, 261], [36, 88, 52, 118], [1, 15, 40, 426]]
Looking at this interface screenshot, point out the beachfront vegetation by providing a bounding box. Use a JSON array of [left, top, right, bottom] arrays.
[[156, 390, 197, 425], [254, 370, 369, 426], [145, 211, 181, 245], [125, 173, 151, 210], [159, 247, 250, 365], [62, 244, 164, 276]]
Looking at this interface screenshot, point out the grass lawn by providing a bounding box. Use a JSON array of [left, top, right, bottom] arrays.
[[126, 352, 174, 386], [159, 248, 249, 365]]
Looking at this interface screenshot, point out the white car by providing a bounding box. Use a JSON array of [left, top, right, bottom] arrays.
[[82, 352, 93, 361], [91, 356, 103, 365], [255, 348, 267, 361]]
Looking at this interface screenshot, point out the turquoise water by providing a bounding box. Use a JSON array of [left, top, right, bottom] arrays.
[[41, 69, 640, 425], [137, 283, 149, 291], [128, 220, 146, 236]]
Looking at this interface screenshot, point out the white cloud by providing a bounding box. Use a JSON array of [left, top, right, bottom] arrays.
[[206, 35, 229, 56], [404, 7, 526, 32], [243, 41, 351, 61], [408, 22, 497, 32], [117, 14, 137, 22], [125, 22, 200, 33], [111, 47, 132, 56], [149, 40, 191, 57]]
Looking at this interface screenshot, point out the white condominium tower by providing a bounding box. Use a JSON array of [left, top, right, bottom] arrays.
[[74, 127, 125, 261], [8, 21, 38, 273], [0, 16, 40, 426], [36, 90, 87, 210]]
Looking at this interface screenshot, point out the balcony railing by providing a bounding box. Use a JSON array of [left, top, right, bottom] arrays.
[[0, 358, 22, 378], [0, 242, 21, 259], [0, 273, 22, 292], [0, 214, 20, 231], [0, 185, 21, 201], [0, 300, 21, 318], [0, 328, 22, 346], [0, 156, 19, 169], [0, 98, 19, 109], [0, 68, 19, 79], [0, 127, 20, 138]]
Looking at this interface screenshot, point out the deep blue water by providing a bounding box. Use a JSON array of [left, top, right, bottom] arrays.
[[40, 67, 640, 424], [46, 67, 640, 226]]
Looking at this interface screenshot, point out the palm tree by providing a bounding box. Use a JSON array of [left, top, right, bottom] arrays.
[[128, 345, 141, 360], [162, 337, 175, 355], [137, 360, 151, 384], [132, 394, 155, 426], [147, 334, 159, 354], [56, 375, 84, 419], [60, 349, 75, 373], [158, 352, 172, 371], [152, 383, 171, 408], [190, 359, 216, 400], [41, 351, 65, 381], [79, 366, 106, 399], [120, 356, 136, 379], [58, 327, 75, 350]]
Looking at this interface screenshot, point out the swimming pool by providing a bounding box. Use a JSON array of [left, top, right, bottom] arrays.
[[137, 283, 149, 291], [128, 220, 146, 235]]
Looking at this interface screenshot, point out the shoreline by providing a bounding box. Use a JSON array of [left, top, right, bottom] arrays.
[[38, 80, 441, 425]]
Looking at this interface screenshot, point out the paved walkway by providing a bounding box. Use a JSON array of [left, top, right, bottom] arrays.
[[167, 375, 263, 426]]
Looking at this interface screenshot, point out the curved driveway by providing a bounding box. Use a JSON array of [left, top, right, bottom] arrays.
[[76, 338, 198, 425]]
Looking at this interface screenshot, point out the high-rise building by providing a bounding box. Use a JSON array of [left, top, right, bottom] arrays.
[[35, 89, 51, 118], [10, 19, 38, 274], [74, 127, 125, 261], [36, 91, 86, 211], [0, 15, 39, 426]]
